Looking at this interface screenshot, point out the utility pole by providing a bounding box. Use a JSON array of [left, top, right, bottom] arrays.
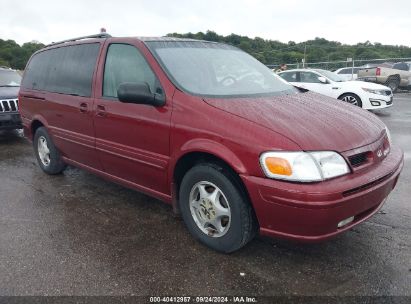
[[303, 43, 307, 68]]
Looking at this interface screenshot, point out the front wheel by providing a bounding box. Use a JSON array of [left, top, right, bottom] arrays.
[[179, 163, 257, 253], [339, 93, 363, 108], [33, 127, 66, 175]]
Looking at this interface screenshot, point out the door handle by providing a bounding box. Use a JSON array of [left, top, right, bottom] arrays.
[[79, 102, 88, 113], [96, 105, 106, 117]]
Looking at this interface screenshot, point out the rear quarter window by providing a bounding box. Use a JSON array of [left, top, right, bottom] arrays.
[[22, 43, 100, 97], [280, 72, 297, 82]]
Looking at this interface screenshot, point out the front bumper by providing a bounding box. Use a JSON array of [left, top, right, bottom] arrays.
[[241, 146, 404, 242], [0, 113, 22, 130], [366, 96, 393, 109]]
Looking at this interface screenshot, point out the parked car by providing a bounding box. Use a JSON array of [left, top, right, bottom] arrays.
[[357, 62, 411, 92], [19, 34, 403, 253], [279, 68, 393, 109], [0, 67, 22, 130], [334, 67, 361, 81]]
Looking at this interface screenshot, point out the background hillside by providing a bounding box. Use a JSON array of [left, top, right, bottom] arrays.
[[2, 30, 411, 70], [167, 31, 411, 66]]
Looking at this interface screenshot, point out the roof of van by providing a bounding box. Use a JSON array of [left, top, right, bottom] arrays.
[[135, 36, 208, 43]]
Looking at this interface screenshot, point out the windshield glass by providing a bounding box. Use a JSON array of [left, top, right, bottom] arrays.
[[146, 41, 297, 97], [0, 70, 22, 86], [314, 69, 345, 82]]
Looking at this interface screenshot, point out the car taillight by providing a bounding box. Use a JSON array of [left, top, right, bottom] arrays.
[[376, 67, 381, 76]]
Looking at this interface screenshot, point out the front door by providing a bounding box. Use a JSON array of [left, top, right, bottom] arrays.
[[93, 42, 172, 195]]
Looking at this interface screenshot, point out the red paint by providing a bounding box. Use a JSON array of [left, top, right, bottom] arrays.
[[19, 37, 404, 242]]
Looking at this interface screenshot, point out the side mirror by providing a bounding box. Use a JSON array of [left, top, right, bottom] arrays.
[[117, 82, 165, 107], [318, 76, 328, 84]]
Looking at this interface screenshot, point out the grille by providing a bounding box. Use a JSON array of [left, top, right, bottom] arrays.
[[387, 98, 393, 105], [0, 99, 18, 113], [349, 152, 368, 167]]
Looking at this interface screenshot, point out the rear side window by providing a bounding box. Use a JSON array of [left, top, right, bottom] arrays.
[[337, 69, 349, 74], [338, 68, 360, 74], [22, 43, 100, 97], [280, 72, 298, 82], [392, 62, 410, 71], [103, 44, 156, 98]]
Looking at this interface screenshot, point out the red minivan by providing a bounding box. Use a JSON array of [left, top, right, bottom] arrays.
[[19, 33, 403, 252]]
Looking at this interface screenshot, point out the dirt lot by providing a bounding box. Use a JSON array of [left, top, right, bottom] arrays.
[[0, 94, 410, 298]]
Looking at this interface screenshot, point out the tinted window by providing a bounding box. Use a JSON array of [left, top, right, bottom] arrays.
[[337, 69, 349, 74], [393, 62, 410, 71], [103, 44, 157, 98], [21, 51, 50, 90], [300, 72, 322, 83], [22, 43, 100, 97], [279, 71, 298, 82], [338, 68, 360, 75]]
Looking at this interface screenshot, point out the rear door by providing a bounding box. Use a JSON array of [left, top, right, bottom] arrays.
[[21, 43, 102, 169], [93, 41, 172, 195]]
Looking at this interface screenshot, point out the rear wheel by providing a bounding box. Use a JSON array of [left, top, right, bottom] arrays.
[[179, 163, 257, 253], [385, 77, 400, 93], [33, 127, 66, 175], [339, 93, 363, 108]]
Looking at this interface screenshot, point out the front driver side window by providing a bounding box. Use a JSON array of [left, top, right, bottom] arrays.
[[300, 72, 322, 83], [103, 44, 157, 98]]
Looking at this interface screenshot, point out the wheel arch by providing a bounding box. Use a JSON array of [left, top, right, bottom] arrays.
[[337, 92, 362, 101], [29, 115, 48, 140], [170, 141, 254, 218]]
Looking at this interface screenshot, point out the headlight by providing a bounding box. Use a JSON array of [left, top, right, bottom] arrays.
[[260, 151, 350, 182], [362, 88, 389, 95]]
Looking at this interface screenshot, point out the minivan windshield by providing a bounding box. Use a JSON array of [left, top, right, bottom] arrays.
[[146, 41, 297, 97], [0, 70, 21, 87]]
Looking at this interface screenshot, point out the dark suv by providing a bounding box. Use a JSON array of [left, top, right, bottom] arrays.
[[0, 67, 22, 130]]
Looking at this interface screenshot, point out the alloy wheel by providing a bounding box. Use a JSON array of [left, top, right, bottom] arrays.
[[37, 136, 51, 166], [341, 95, 359, 106], [189, 181, 231, 237]]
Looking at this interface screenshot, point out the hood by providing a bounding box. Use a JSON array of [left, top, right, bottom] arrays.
[[204, 91, 385, 152], [342, 80, 391, 91], [0, 86, 19, 99]]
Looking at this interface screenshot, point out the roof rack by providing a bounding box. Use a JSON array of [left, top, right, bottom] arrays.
[[45, 33, 112, 47]]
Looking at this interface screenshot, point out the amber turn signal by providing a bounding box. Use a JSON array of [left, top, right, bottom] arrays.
[[264, 157, 292, 176]]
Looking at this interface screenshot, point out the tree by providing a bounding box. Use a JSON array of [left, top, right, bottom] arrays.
[[0, 39, 44, 70]]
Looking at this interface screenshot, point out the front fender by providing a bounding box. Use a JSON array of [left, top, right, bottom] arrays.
[[171, 138, 248, 176]]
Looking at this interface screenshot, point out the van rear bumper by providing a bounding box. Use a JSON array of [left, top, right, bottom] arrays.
[[241, 146, 404, 242]]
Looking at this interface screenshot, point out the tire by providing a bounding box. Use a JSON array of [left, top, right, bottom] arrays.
[[33, 127, 66, 175], [385, 77, 400, 93], [339, 93, 363, 108], [179, 163, 257, 253]]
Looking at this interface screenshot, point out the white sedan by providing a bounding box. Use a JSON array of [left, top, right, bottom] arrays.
[[278, 69, 393, 110]]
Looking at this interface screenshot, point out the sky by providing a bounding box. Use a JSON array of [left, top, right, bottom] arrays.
[[2, 0, 411, 46]]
